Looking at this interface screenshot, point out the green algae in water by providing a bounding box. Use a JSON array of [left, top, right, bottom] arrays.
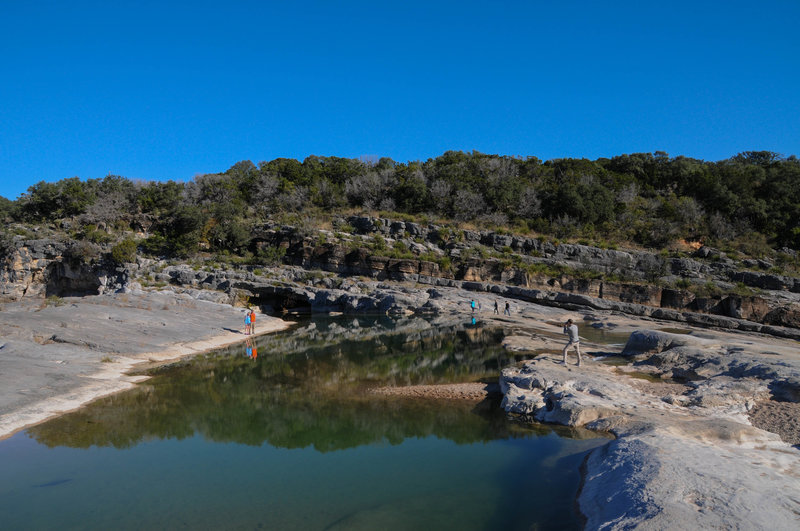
[[574, 327, 630, 346], [657, 327, 693, 335], [0, 317, 611, 530], [599, 355, 633, 367], [542, 320, 630, 350], [616, 369, 667, 383]]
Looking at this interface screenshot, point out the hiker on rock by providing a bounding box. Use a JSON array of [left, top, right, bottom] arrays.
[[562, 319, 582, 367]]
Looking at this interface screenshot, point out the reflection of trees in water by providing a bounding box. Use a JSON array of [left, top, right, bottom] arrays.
[[29, 319, 588, 450], [199, 317, 517, 390]]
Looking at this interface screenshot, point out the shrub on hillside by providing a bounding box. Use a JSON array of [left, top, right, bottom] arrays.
[[110, 239, 137, 264]]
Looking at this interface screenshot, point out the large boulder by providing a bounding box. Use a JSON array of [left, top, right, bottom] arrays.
[[621, 330, 714, 357]]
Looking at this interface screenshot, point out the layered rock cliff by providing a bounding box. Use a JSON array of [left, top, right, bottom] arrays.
[[0, 239, 128, 300], [2, 216, 800, 334]]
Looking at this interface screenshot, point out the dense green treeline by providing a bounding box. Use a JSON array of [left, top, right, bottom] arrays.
[[2, 150, 799, 257]]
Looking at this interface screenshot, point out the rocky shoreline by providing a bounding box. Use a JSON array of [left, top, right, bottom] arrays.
[[501, 328, 800, 528], [0, 290, 289, 439], [2, 236, 800, 528]]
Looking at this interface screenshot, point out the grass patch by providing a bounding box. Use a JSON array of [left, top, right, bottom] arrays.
[[43, 295, 66, 307]]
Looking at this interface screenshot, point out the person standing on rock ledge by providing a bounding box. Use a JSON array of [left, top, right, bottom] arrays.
[[562, 319, 582, 366], [249, 308, 256, 334]]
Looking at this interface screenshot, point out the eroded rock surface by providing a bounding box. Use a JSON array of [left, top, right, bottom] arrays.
[[501, 329, 800, 529]]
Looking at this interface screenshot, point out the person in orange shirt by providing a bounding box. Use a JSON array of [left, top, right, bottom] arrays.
[[249, 308, 256, 334]]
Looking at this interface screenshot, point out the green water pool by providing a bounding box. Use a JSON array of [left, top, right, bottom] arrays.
[[0, 316, 611, 530]]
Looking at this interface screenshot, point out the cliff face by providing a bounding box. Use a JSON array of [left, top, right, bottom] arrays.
[[0, 240, 67, 299], [343, 216, 800, 292], [0, 239, 128, 301], [246, 221, 800, 329], [2, 216, 800, 331]]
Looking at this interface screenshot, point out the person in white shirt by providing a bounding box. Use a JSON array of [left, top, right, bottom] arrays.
[[562, 319, 582, 367]]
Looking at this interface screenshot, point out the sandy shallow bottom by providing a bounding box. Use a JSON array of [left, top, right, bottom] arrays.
[[370, 382, 501, 401]]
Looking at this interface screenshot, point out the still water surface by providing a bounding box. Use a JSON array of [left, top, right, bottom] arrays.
[[0, 317, 611, 530]]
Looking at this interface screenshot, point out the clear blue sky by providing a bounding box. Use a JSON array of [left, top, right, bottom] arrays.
[[1, 0, 798, 200]]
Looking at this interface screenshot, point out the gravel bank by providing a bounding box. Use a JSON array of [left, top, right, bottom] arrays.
[[749, 400, 800, 447]]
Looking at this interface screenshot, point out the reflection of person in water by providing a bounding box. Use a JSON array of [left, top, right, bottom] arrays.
[[246, 337, 253, 358], [251, 343, 258, 360]]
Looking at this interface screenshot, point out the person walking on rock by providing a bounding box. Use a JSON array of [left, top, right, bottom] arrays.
[[504, 302, 511, 316], [494, 300, 499, 314], [562, 319, 582, 366]]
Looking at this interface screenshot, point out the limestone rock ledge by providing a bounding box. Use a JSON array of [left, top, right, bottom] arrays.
[[500, 330, 800, 529]]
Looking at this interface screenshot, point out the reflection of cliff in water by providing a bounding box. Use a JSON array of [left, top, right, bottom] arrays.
[[29, 317, 597, 450]]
